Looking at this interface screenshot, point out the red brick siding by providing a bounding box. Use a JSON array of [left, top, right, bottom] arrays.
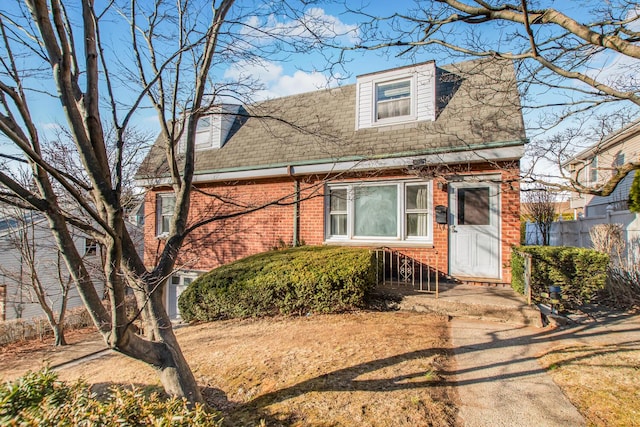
[[144, 162, 521, 281]]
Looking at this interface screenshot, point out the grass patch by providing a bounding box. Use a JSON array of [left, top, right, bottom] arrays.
[[540, 344, 640, 426]]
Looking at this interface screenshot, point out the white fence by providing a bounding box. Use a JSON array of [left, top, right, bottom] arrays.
[[525, 209, 640, 262]]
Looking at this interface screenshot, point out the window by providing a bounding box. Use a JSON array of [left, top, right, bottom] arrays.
[[326, 181, 432, 243], [196, 116, 211, 133], [84, 238, 97, 256], [376, 80, 411, 121], [329, 188, 347, 236], [157, 193, 176, 236], [457, 187, 490, 225], [406, 184, 429, 237], [354, 185, 397, 237], [589, 157, 598, 183]]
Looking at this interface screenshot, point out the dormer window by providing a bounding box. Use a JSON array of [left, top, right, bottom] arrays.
[[376, 80, 411, 121], [355, 61, 436, 130], [197, 116, 211, 133]]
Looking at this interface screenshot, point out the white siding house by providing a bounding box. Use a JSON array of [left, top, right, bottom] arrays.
[[0, 212, 105, 322], [564, 119, 640, 217]]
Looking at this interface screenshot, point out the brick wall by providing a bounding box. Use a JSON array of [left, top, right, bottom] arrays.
[[144, 162, 521, 281]]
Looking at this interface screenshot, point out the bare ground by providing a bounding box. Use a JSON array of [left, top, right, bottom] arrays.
[[1, 312, 458, 427], [539, 343, 640, 427]]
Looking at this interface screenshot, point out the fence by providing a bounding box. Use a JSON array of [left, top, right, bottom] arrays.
[[525, 208, 640, 263], [0, 306, 93, 346], [374, 248, 439, 295]]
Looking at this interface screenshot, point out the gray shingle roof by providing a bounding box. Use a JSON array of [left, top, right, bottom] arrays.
[[137, 58, 526, 181]]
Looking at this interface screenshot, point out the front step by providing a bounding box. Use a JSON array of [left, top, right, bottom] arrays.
[[375, 285, 543, 327]]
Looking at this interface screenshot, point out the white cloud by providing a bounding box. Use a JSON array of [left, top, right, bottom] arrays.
[[241, 8, 360, 45], [223, 59, 339, 100]]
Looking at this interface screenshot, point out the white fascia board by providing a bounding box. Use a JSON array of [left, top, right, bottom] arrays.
[[137, 145, 524, 187]]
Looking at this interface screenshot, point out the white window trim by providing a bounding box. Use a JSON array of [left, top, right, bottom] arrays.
[[325, 180, 433, 244], [374, 77, 415, 125], [156, 193, 176, 238], [589, 156, 598, 184], [373, 75, 417, 126]]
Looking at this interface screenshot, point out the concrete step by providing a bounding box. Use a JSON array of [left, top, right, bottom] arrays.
[[374, 284, 543, 327]]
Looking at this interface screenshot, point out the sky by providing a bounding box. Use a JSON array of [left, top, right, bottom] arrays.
[[1, 0, 637, 180]]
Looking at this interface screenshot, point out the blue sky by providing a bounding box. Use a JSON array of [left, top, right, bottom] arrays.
[[1, 0, 636, 180]]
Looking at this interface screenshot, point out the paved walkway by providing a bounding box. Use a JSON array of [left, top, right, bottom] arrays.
[[452, 310, 640, 426], [452, 319, 585, 426]]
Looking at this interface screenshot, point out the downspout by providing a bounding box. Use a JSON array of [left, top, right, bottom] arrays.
[[288, 165, 300, 247]]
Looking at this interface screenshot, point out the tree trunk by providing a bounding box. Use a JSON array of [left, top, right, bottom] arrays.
[[52, 323, 67, 346], [115, 327, 203, 404]]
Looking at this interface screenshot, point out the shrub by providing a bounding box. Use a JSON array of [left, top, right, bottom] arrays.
[[511, 246, 609, 310], [0, 369, 220, 426], [179, 246, 377, 322]]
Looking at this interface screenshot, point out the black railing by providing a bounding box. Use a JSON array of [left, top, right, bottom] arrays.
[[374, 248, 439, 295]]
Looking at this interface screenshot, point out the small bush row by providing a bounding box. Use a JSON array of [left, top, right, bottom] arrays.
[[179, 246, 377, 322], [0, 306, 93, 346], [511, 246, 609, 310], [0, 369, 220, 426]]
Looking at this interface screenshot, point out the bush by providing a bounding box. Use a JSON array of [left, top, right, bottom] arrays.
[[179, 246, 377, 322], [511, 246, 609, 310], [0, 369, 220, 426]]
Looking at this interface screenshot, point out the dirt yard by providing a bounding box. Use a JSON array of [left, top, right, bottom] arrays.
[[539, 343, 640, 427], [1, 312, 458, 427]]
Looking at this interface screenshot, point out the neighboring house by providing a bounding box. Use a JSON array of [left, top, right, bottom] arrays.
[[0, 211, 104, 322], [136, 59, 527, 318], [564, 118, 640, 217], [538, 120, 640, 255]]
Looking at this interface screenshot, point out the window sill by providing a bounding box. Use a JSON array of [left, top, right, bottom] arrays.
[[323, 239, 434, 248]]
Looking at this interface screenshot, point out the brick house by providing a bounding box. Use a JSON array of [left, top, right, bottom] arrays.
[[137, 58, 526, 319]]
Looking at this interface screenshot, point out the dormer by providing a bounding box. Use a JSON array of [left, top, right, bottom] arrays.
[[180, 104, 242, 152], [355, 61, 436, 130]]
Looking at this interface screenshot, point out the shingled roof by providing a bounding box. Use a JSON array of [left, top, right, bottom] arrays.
[[137, 58, 526, 182]]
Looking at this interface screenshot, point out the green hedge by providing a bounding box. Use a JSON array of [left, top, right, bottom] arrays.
[[511, 246, 609, 310], [179, 246, 377, 322], [0, 369, 220, 426]]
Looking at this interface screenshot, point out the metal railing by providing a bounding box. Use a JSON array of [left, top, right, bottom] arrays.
[[374, 248, 439, 295]]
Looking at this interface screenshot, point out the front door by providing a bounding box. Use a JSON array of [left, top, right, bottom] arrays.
[[449, 181, 500, 279]]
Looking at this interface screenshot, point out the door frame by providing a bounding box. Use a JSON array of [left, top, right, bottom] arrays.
[[166, 271, 200, 320], [448, 177, 502, 280]]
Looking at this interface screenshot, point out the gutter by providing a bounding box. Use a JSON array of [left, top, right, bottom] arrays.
[[136, 142, 526, 187]]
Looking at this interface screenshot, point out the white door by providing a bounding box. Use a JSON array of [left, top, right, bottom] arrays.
[[167, 275, 193, 320], [449, 182, 500, 279]]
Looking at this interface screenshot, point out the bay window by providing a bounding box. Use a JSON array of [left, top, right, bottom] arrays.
[[326, 181, 432, 243]]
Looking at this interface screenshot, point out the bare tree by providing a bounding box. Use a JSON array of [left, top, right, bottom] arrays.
[[522, 187, 556, 245], [0, 0, 349, 403], [0, 207, 91, 346], [350, 0, 640, 194]]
